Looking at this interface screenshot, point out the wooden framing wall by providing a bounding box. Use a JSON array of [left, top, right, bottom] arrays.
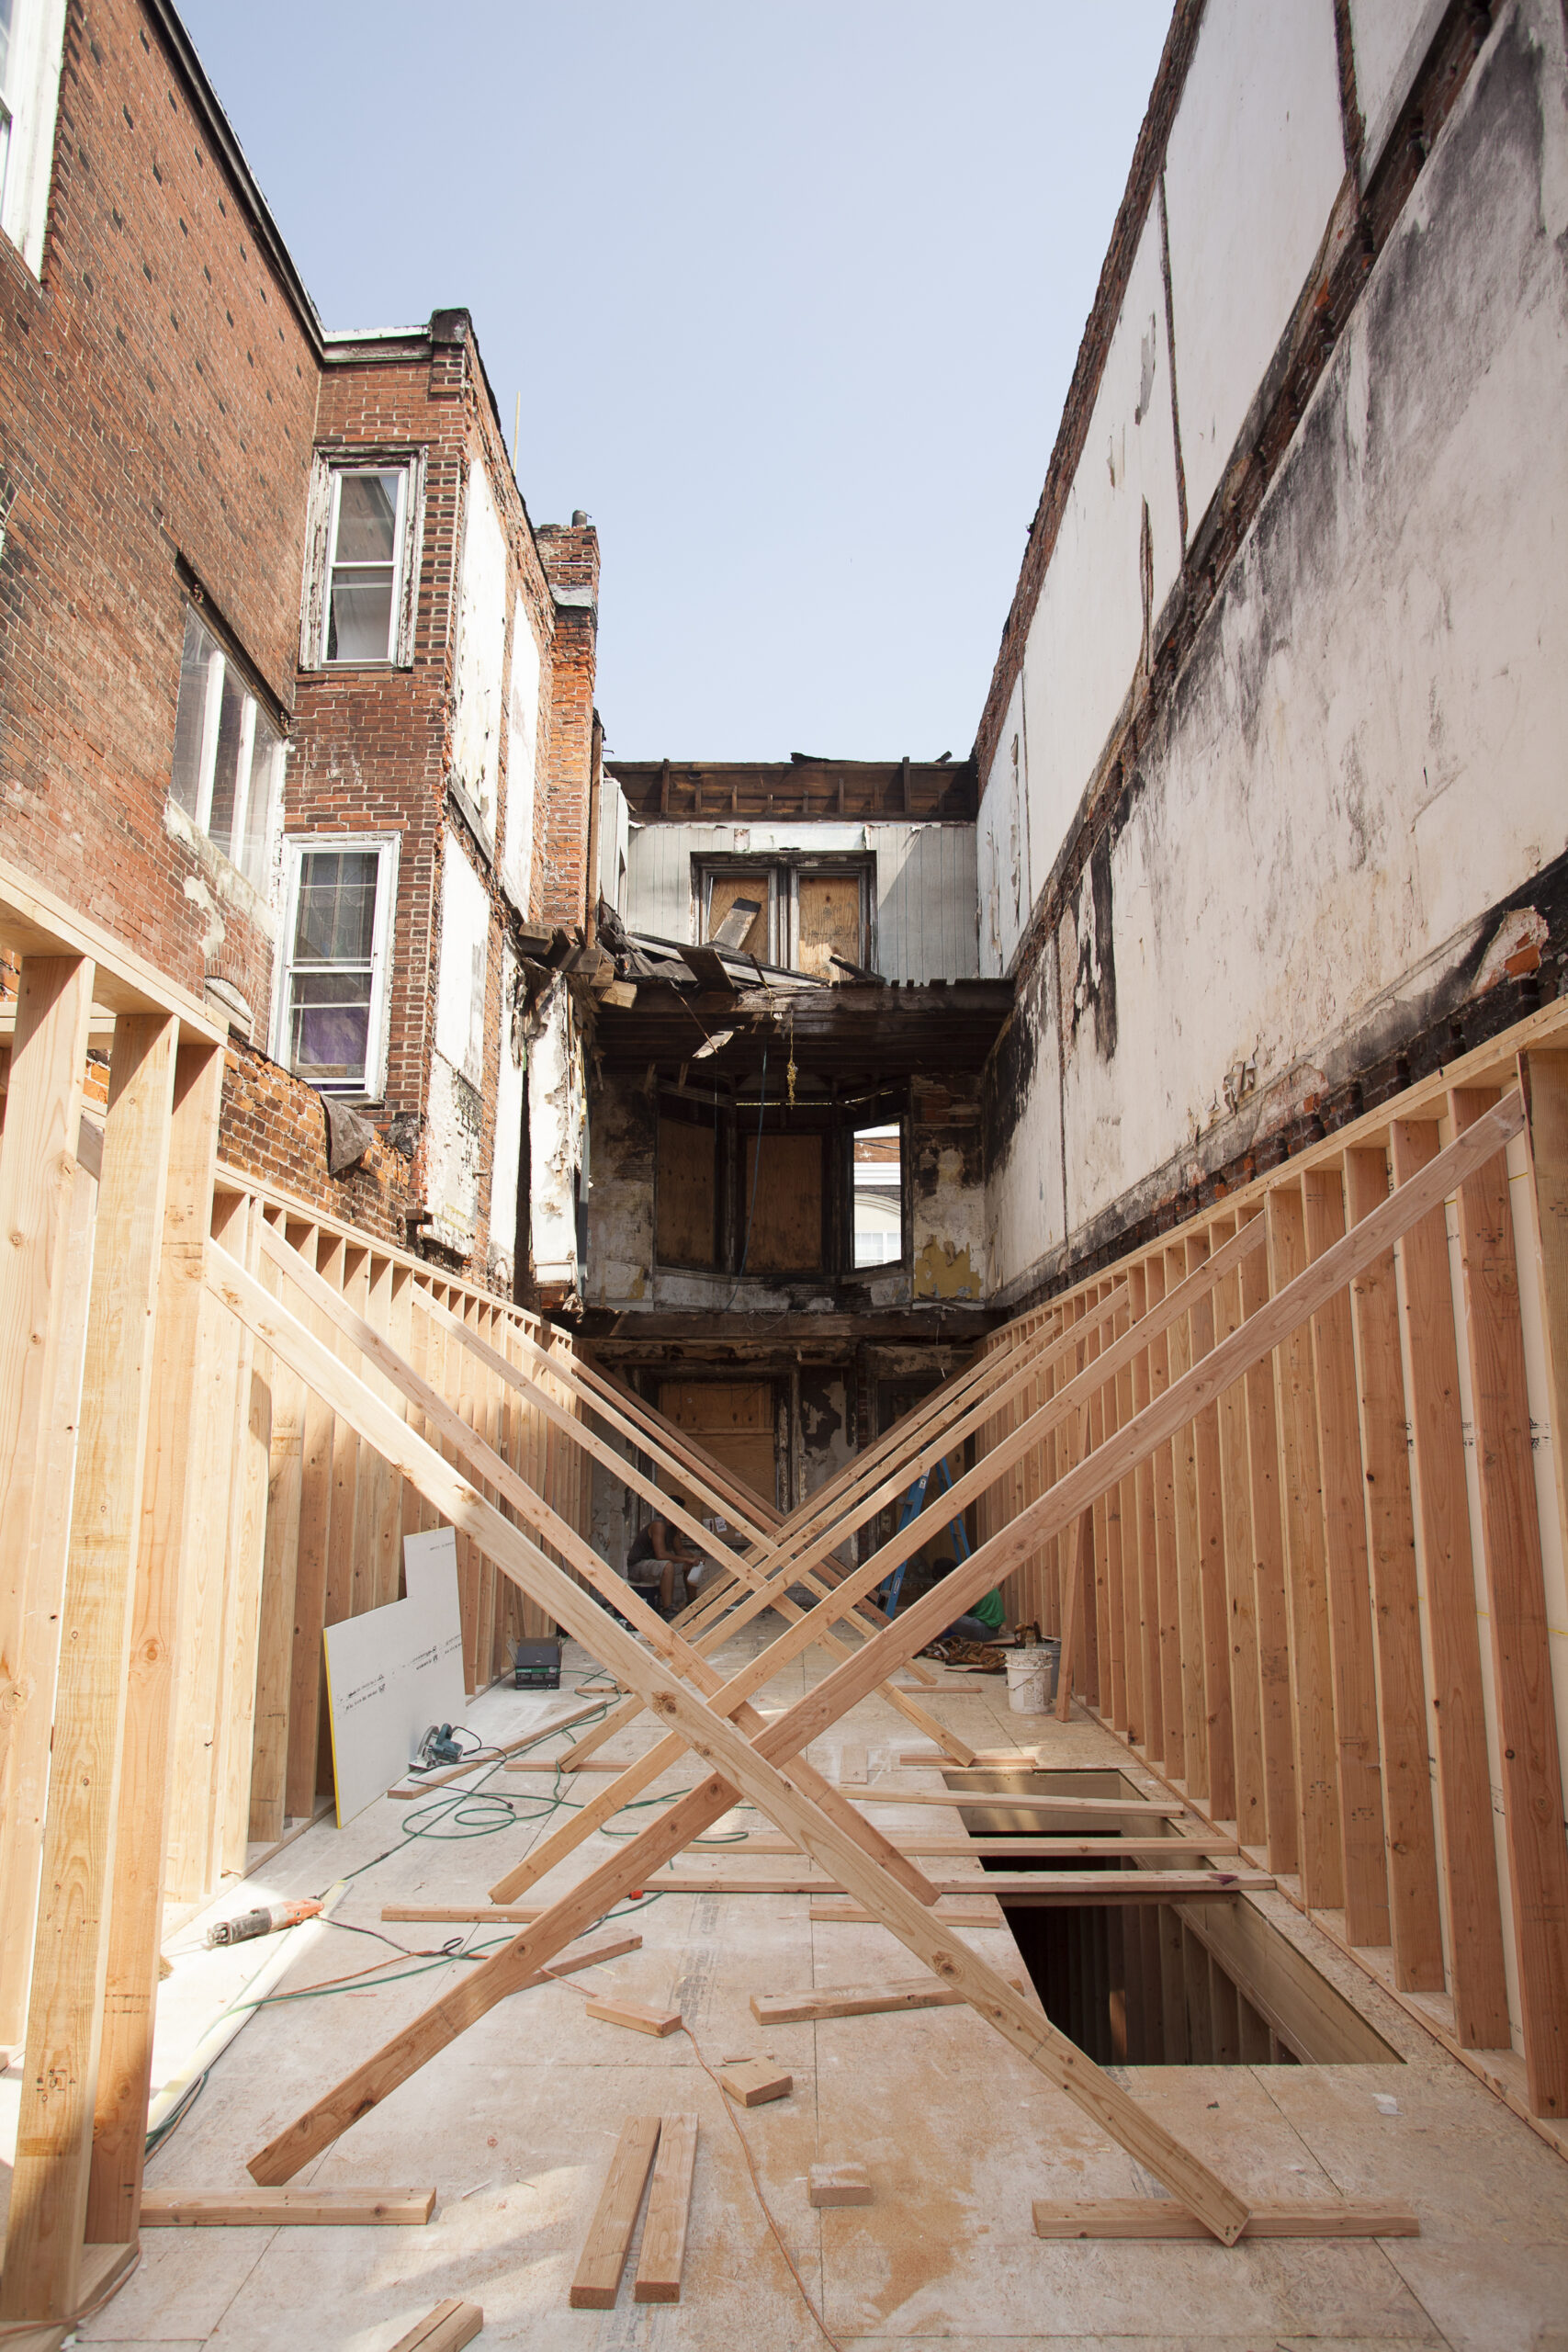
[[973, 1001, 1568, 2138], [0, 860, 594, 2339]]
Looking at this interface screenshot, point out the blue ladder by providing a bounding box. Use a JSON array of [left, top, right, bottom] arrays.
[[878, 1454, 971, 1621]]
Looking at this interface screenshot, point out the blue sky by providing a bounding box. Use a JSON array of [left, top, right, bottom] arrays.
[[180, 2, 1170, 762]]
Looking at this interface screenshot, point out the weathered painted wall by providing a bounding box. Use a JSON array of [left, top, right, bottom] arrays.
[[984, 0, 1568, 1300], [450, 459, 509, 856], [624, 820, 978, 980]]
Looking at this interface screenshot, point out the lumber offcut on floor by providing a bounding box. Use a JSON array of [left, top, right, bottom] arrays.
[[18, 1625, 1566, 2352]]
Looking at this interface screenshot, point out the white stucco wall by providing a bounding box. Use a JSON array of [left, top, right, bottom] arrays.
[[1018, 207, 1184, 896], [1349, 0, 1450, 176], [1163, 0, 1348, 536], [488, 939, 525, 1290], [987, 0, 1568, 1290], [434, 831, 489, 1089], [977, 674, 1030, 979], [451, 460, 509, 852]]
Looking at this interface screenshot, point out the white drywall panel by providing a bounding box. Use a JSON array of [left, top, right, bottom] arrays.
[[502, 593, 540, 913], [489, 939, 525, 1290], [451, 459, 509, 850], [434, 830, 489, 1087], [1164, 0, 1347, 535], [1019, 208, 1183, 899], [1349, 0, 1449, 177], [322, 1532, 466, 1825]]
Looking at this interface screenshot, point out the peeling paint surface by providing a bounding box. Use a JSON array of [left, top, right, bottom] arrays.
[[526, 973, 586, 1295]]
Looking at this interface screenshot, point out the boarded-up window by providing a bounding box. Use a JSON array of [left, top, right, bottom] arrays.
[[659, 1380, 775, 1506], [740, 1131, 822, 1272], [797, 873, 864, 978], [705, 874, 770, 958], [656, 1116, 716, 1267]]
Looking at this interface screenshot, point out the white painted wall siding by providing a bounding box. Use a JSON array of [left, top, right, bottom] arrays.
[[623, 820, 977, 981], [489, 939, 525, 1290], [1, 0, 67, 277], [434, 831, 489, 1089], [977, 673, 1030, 979], [1018, 209, 1183, 899], [599, 776, 630, 913], [1163, 0, 1347, 536], [989, 0, 1568, 1287], [502, 593, 540, 914], [450, 460, 508, 852], [1349, 0, 1450, 177]]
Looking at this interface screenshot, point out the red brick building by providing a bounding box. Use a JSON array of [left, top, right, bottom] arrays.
[[0, 0, 600, 1292]]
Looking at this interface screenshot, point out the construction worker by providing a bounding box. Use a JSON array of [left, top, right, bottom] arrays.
[[625, 1509, 704, 1619]]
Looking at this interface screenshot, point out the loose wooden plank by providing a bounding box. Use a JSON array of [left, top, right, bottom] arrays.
[[809, 2164, 872, 2209], [1032, 2199, 1418, 2240], [751, 1975, 1030, 2023], [810, 1900, 1003, 1926], [896, 1749, 1040, 1770], [0, 1014, 180, 2329], [694, 1836, 1236, 1860], [633, 2114, 698, 2303], [656, 1870, 1265, 1899], [570, 2116, 661, 2309], [584, 1995, 682, 2039], [141, 2188, 435, 2227], [86, 1043, 224, 2246], [386, 2301, 483, 2352], [856, 1790, 1185, 1816], [1389, 1119, 1511, 2048], [1450, 1086, 1568, 2120], [1342, 1147, 1445, 1994], [718, 2061, 792, 2106]]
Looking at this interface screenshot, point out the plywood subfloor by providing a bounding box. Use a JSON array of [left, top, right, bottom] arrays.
[[8, 1623, 1565, 2351]]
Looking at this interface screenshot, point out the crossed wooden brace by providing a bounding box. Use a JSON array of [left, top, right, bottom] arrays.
[[207, 1093, 1522, 2245]]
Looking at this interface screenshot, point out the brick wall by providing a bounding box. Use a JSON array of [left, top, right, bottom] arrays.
[[535, 523, 600, 933], [219, 1038, 414, 1244], [0, 0, 321, 1028]]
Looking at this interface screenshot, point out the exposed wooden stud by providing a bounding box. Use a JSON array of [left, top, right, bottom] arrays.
[[1184, 1230, 1234, 1820], [85, 1042, 223, 2245], [1237, 1208, 1299, 1873], [1389, 1118, 1511, 2049], [1342, 1145, 1445, 1993], [0, 1013, 180, 2329], [1449, 1085, 1568, 2119], [1166, 1245, 1208, 1795], [1210, 1217, 1266, 1853], [1264, 1186, 1343, 1908], [1301, 1167, 1390, 1948]]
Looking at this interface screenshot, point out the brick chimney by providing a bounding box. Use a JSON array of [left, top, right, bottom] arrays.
[[535, 514, 600, 933]]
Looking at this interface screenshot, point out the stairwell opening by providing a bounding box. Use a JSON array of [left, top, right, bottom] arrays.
[[943, 1769, 1402, 2068]]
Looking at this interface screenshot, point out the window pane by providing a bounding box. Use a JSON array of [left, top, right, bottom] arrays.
[[327, 570, 395, 662], [169, 607, 213, 818], [238, 726, 282, 893], [207, 663, 248, 857], [293, 851, 378, 963], [333, 472, 399, 564], [288, 970, 372, 1086], [853, 1123, 902, 1269]]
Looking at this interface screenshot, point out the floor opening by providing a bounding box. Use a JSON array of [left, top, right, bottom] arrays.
[[943, 1768, 1402, 2067]]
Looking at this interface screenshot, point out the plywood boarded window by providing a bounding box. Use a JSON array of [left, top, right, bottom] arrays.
[[705, 875, 770, 959], [740, 1132, 823, 1273], [656, 1115, 716, 1267], [797, 872, 865, 978], [659, 1380, 775, 1506]]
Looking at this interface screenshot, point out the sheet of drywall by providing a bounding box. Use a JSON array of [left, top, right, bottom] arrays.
[[323, 1531, 467, 1825]]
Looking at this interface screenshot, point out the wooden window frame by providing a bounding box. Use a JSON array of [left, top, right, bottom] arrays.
[[652, 1083, 908, 1282], [695, 855, 874, 975], [299, 448, 427, 672], [271, 831, 400, 1102], [843, 1092, 909, 1282]]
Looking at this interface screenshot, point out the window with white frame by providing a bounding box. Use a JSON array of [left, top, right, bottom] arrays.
[[274, 836, 399, 1097], [299, 451, 424, 669], [0, 0, 68, 277], [169, 605, 286, 895]]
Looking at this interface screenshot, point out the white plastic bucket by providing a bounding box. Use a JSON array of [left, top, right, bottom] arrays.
[[1005, 1642, 1058, 1714]]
